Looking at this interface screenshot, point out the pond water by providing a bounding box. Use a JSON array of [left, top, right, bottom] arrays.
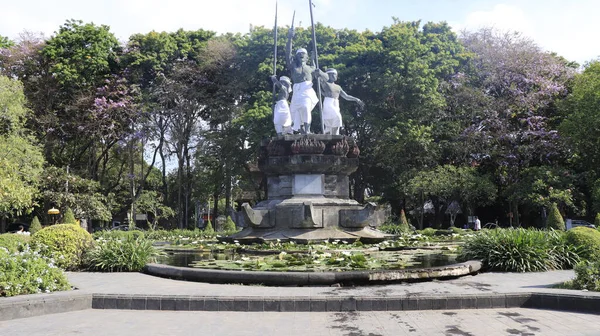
[[156, 249, 457, 271]]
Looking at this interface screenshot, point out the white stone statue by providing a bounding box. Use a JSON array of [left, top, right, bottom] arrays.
[[270, 75, 293, 135], [286, 29, 318, 134], [314, 68, 365, 135]]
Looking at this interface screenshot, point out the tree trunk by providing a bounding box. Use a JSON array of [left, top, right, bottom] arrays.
[[177, 147, 184, 229], [129, 129, 136, 230], [160, 145, 167, 198], [225, 164, 232, 212], [212, 191, 219, 222]]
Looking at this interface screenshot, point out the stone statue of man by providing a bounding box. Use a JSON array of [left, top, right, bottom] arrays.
[[286, 28, 318, 134], [270, 75, 293, 135], [314, 68, 365, 135]]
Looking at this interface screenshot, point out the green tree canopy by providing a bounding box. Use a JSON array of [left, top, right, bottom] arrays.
[[0, 76, 44, 230]]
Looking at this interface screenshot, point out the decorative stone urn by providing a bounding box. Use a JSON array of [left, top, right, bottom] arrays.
[[226, 134, 389, 243]]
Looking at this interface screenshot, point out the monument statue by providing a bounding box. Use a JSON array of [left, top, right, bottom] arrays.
[[270, 75, 293, 135], [286, 28, 318, 134], [223, 1, 388, 244], [314, 68, 365, 135]]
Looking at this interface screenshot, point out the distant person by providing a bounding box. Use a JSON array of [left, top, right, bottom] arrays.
[[15, 225, 30, 236], [474, 217, 481, 231]]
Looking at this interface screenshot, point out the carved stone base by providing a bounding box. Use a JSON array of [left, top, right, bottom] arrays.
[[224, 135, 390, 244]]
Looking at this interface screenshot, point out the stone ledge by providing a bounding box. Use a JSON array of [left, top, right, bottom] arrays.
[[0, 291, 92, 321], [143, 261, 482, 286]]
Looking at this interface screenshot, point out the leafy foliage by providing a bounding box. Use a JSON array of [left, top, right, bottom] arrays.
[[407, 165, 496, 227], [223, 216, 237, 232], [458, 228, 580, 272], [0, 35, 14, 49], [547, 203, 565, 230], [564, 227, 600, 260], [62, 208, 77, 224], [31, 224, 94, 270], [0, 76, 44, 217], [41, 167, 111, 221], [30, 216, 42, 234], [204, 220, 214, 234], [0, 233, 31, 252], [85, 235, 158, 272], [0, 245, 70, 297], [135, 190, 175, 230], [572, 260, 600, 291]]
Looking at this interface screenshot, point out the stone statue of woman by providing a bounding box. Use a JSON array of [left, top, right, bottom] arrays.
[[270, 75, 293, 135], [314, 68, 364, 135], [286, 28, 318, 134]]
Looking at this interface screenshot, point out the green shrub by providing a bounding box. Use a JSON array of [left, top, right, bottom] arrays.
[[93, 229, 144, 241], [458, 228, 580, 272], [31, 224, 94, 270], [0, 246, 71, 297], [547, 203, 565, 230], [565, 227, 600, 260], [62, 208, 77, 224], [223, 216, 237, 232], [0, 233, 31, 253], [420, 228, 436, 236], [30, 216, 42, 234], [451, 227, 464, 234], [84, 235, 158, 272], [572, 260, 600, 291], [204, 221, 214, 234], [378, 223, 406, 235], [547, 230, 583, 269]]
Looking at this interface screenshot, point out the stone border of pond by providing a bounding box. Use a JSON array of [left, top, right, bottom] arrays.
[[143, 260, 483, 286]]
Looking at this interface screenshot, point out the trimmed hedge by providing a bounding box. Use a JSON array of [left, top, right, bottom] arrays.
[[31, 224, 94, 270], [547, 203, 565, 230], [223, 216, 237, 232], [62, 208, 77, 224], [29, 216, 42, 234], [565, 227, 600, 260]]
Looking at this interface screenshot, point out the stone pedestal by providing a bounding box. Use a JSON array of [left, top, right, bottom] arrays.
[[225, 134, 388, 243]]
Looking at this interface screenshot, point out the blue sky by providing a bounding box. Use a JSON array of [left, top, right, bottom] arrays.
[[1, 0, 599, 64]]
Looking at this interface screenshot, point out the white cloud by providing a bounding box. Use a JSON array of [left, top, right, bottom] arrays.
[[453, 4, 534, 38], [452, 2, 600, 64]]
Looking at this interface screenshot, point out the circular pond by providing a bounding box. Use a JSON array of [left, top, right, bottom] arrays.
[[156, 248, 458, 272]]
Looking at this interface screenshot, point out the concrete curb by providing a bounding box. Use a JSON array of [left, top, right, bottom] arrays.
[[143, 261, 482, 286], [90, 292, 600, 313], [3, 291, 600, 320], [0, 291, 91, 321]]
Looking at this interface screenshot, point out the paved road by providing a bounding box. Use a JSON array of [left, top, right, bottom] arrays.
[[2, 308, 600, 336]]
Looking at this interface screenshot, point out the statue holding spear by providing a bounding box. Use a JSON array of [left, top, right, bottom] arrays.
[[271, 2, 293, 135], [286, 7, 318, 134]]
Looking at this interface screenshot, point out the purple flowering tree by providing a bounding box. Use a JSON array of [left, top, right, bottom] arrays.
[[450, 28, 575, 226]]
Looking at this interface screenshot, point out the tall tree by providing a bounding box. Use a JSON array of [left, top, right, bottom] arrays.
[[0, 76, 44, 232], [454, 28, 574, 225]]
